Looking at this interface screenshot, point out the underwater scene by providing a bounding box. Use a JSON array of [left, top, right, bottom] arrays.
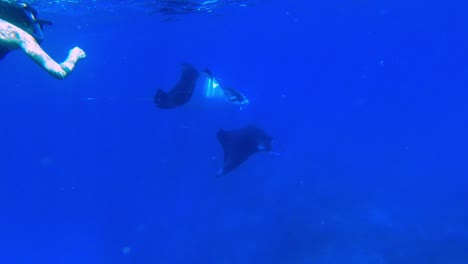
[[0, 0, 467, 263]]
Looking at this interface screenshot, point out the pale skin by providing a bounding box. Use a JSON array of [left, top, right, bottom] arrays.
[[0, 18, 86, 79]]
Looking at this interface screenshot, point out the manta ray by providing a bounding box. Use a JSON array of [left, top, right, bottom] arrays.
[[202, 68, 249, 105], [217, 125, 272, 176], [153, 64, 200, 109], [153, 64, 249, 109]]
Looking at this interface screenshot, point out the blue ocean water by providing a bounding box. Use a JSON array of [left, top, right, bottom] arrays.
[[1, 0, 468, 263]]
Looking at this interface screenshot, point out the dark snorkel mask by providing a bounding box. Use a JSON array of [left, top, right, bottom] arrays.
[[17, 2, 52, 42], [0, 1, 52, 42]]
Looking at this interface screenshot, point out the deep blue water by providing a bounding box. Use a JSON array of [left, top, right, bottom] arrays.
[[1, 0, 468, 263]]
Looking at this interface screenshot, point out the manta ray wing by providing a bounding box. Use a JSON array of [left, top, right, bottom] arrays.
[[154, 64, 200, 109]]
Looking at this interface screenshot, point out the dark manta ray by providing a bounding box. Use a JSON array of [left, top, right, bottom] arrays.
[[217, 125, 272, 176], [154, 64, 200, 109]]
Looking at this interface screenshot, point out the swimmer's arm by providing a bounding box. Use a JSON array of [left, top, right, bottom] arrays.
[[19, 33, 86, 79], [0, 19, 86, 79]]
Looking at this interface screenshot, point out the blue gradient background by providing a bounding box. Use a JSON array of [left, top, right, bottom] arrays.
[[0, 0, 467, 263]]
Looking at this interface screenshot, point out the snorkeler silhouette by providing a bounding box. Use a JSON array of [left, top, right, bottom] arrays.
[[217, 125, 272, 176]]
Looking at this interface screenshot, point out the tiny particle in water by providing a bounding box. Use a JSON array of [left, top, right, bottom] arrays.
[[122, 246, 131, 255]]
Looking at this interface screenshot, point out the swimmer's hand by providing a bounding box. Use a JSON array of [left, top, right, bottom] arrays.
[[69, 47, 86, 60], [59, 47, 87, 74]]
